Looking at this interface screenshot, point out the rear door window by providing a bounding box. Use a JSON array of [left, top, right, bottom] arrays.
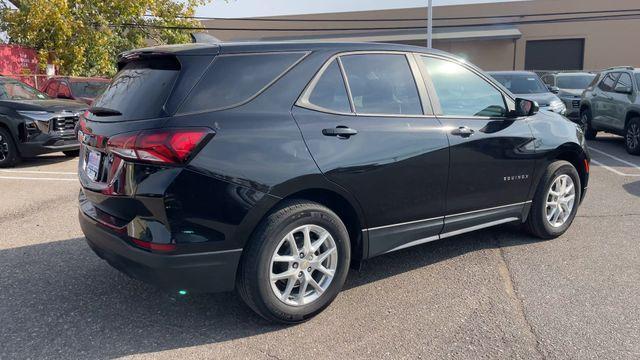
[[340, 53, 423, 115], [616, 73, 633, 90], [306, 60, 352, 113], [91, 57, 181, 121], [179, 52, 306, 114]]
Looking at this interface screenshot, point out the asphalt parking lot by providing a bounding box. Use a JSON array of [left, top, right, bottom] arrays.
[[1, 134, 639, 360]]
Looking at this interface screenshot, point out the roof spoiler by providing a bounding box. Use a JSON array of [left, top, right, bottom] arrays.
[[190, 32, 222, 44]]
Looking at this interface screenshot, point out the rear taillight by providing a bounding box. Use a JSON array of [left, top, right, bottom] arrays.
[[107, 128, 213, 164], [132, 238, 176, 252]]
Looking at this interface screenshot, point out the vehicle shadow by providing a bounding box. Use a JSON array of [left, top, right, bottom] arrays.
[[0, 226, 537, 359], [623, 180, 640, 198], [12, 153, 76, 169]]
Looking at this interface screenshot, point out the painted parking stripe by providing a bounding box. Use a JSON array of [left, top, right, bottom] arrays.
[[0, 176, 78, 182], [589, 147, 640, 171], [590, 159, 640, 177], [0, 169, 77, 175]]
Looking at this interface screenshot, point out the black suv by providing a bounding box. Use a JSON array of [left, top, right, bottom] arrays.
[[78, 42, 590, 323], [0, 77, 87, 167]]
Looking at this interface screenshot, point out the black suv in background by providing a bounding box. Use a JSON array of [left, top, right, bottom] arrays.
[[78, 42, 590, 323], [581, 66, 640, 154], [0, 77, 87, 167], [541, 72, 596, 120]]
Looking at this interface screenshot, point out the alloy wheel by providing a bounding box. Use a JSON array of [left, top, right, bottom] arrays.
[[269, 224, 338, 306], [626, 123, 640, 150], [545, 174, 576, 228], [0, 134, 9, 162]]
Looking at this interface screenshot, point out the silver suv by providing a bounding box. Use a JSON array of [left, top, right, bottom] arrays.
[[542, 72, 596, 119], [580, 66, 640, 155]]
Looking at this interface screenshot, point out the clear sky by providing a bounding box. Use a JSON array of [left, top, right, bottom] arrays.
[[197, 0, 524, 18]]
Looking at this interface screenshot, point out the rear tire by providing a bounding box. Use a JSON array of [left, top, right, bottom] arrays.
[[525, 161, 581, 239], [625, 118, 640, 155], [581, 109, 597, 140], [0, 128, 20, 168], [237, 200, 351, 324], [63, 150, 80, 158]]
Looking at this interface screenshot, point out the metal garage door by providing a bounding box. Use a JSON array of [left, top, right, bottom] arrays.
[[525, 39, 585, 70]]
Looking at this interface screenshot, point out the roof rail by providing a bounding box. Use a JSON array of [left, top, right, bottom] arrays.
[[604, 66, 635, 71]]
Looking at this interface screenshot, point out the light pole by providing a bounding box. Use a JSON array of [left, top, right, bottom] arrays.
[[427, 0, 433, 48]]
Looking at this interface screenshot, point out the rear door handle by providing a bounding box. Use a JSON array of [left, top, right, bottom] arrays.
[[451, 126, 475, 137], [322, 126, 358, 139]]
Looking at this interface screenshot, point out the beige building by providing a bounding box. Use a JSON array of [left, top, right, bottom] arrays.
[[202, 0, 640, 72]]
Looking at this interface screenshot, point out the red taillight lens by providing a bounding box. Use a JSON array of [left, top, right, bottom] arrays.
[[107, 128, 212, 164], [132, 238, 176, 252]]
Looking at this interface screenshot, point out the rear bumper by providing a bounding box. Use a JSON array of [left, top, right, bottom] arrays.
[[80, 210, 242, 293]]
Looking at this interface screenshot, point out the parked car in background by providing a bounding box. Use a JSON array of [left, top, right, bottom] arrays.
[[0, 76, 87, 167], [488, 71, 567, 116], [40, 77, 110, 105], [78, 42, 589, 323], [541, 72, 596, 119], [581, 66, 640, 154]]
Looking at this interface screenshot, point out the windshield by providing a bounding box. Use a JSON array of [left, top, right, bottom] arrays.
[[0, 80, 49, 100], [556, 74, 596, 90], [490, 74, 549, 94], [70, 81, 109, 98]]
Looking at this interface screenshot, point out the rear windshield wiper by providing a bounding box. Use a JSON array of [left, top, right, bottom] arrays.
[[89, 107, 123, 116]]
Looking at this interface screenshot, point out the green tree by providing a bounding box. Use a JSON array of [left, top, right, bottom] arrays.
[[0, 0, 210, 76]]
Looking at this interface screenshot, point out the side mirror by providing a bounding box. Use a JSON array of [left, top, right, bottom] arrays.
[[548, 85, 560, 94], [614, 85, 633, 94], [514, 98, 539, 117]]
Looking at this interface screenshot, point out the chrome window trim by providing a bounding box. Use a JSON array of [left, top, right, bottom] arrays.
[[362, 201, 531, 232], [176, 51, 311, 116], [296, 50, 435, 118]]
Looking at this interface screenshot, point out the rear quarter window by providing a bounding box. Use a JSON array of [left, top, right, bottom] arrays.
[[178, 52, 307, 114]]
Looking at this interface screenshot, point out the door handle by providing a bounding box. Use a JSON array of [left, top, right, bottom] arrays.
[[451, 126, 475, 137], [322, 126, 358, 139]]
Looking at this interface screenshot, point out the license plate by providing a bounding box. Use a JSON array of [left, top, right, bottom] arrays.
[[86, 149, 102, 181]]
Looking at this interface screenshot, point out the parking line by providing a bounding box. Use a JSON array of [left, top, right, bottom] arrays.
[[589, 147, 640, 170], [0, 176, 78, 182], [590, 160, 640, 177], [0, 169, 77, 175]]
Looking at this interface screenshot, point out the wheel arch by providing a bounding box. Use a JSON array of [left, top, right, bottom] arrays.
[[238, 175, 368, 264], [553, 143, 589, 200], [625, 109, 640, 129]]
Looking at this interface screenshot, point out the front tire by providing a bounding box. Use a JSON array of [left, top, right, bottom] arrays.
[[0, 128, 20, 168], [525, 161, 581, 239], [581, 109, 597, 140], [625, 118, 640, 155], [237, 200, 351, 323]]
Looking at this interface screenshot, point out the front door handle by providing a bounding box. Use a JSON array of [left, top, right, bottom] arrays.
[[322, 126, 358, 139], [451, 126, 475, 137]]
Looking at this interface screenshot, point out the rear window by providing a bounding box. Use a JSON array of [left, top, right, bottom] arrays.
[[91, 57, 180, 121], [178, 52, 306, 114]]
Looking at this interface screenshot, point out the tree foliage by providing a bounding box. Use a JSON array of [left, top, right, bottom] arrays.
[[0, 0, 210, 76]]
